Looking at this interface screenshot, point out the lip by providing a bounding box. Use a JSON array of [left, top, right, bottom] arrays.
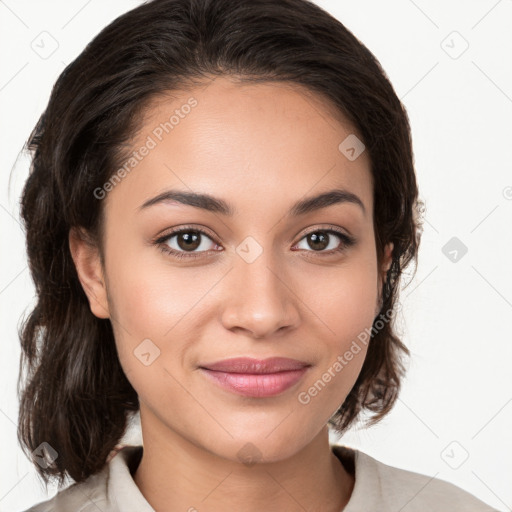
[[199, 357, 310, 373], [199, 357, 311, 398]]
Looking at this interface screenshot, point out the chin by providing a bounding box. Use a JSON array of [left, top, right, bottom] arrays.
[[212, 429, 314, 466]]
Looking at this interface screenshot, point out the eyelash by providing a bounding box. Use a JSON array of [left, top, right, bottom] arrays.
[[154, 225, 356, 261]]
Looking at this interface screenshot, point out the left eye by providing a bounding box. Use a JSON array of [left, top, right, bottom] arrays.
[[294, 230, 348, 252]]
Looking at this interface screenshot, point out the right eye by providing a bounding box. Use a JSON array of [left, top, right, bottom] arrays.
[[155, 227, 222, 260]]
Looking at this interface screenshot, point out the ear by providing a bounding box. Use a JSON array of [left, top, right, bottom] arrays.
[[381, 242, 394, 277], [376, 242, 394, 315], [68, 227, 110, 319]]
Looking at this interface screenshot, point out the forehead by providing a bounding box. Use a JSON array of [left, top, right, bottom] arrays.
[[104, 76, 373, 220]]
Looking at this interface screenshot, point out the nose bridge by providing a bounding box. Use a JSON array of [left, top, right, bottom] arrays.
[[220, 238, 300, 337]]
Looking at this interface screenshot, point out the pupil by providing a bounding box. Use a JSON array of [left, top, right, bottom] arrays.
[[178, 232, 200, 251], [309, 232, 328, 250]]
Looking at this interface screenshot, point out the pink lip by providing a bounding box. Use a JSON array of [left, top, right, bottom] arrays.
[[199, 357, 311, 398]]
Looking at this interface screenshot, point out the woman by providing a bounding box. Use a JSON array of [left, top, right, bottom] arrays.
[[17, 0, 497, 510]]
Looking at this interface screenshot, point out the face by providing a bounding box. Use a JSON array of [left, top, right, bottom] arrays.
[[70, 76, 393, 463]]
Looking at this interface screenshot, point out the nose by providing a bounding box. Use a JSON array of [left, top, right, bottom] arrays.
[[220, 251, 301, 339]]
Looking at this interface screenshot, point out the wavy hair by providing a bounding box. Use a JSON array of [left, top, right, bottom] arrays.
[[17, 0, 423, 488]]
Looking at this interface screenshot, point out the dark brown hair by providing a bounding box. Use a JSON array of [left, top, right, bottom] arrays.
[[17, 0, 423, 488]]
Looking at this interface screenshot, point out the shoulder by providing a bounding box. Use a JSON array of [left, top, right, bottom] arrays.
[[20, 445, 146, 512], [332, 445, 498, 512], [19, 467, 110, 512]]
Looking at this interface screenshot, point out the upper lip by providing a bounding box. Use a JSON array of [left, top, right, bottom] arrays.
[[199, 357, 310, 374]]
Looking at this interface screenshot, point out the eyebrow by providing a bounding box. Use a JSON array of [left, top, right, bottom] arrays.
[[138, 188, 366, 217]]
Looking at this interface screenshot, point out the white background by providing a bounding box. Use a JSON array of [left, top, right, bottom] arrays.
[[1, 1, 511, 510]]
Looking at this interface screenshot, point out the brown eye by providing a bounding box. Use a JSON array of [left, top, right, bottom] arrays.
[[156, 228, 220, 259], [306, 231, 330, 251], [295, 229, 354, 254], [175, 231, 202, 251]]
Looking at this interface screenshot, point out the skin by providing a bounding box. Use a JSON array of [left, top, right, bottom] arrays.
[[69, 76, 393, 512]]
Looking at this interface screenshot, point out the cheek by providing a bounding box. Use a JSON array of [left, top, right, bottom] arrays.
[[296, 257, 378, 411], [304, 254, 379, 342], [326, 272, 378, 346], [106, 239, 216, 336], [104, 249, 224, 382]]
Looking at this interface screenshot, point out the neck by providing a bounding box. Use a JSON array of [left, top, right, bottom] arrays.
[[133, 407, 354, 512]]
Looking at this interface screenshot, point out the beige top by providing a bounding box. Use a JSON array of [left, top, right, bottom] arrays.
[[23, 444, 498, 511]]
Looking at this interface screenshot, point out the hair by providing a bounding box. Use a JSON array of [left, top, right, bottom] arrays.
[[17, 0, 423, 488]]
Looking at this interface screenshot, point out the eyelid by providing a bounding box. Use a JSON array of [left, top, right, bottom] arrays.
[[295, 224, 353, 241], [153, 224, 219, 244]]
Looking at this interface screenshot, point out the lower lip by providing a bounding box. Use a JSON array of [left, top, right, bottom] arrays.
[[200, 367, 309, 398]]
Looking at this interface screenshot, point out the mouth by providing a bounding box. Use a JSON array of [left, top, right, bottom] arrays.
[[198, 357, 311, 398]]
